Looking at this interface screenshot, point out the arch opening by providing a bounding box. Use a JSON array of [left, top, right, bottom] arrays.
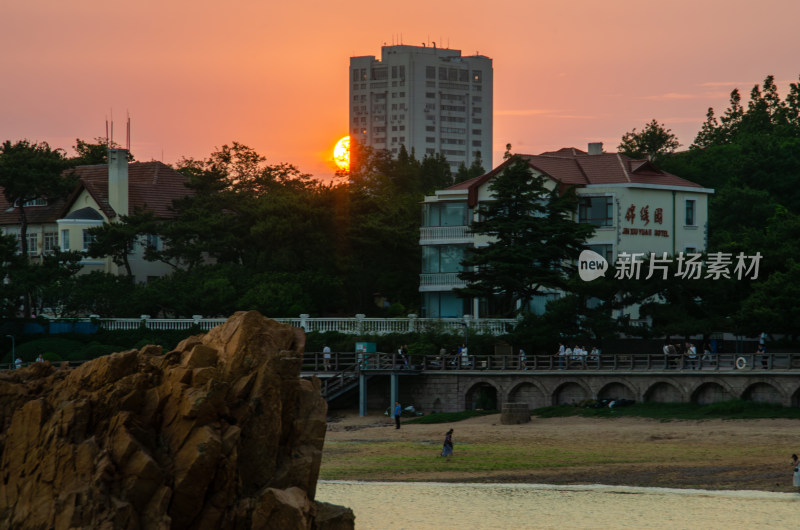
[[554, 382, 588, 406], [691, 382, 731, 405], [644, 382, 683, 403], [508, 382, 546, 410], [465, 382, 498, 411]]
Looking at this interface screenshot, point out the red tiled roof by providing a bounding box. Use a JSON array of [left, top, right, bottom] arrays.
[[446, 148, 705, 206], [0, 161, 191, 226]]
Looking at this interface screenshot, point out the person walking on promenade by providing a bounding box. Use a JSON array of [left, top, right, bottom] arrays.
[[555, 342, 565, 369], [394, 401, 402, 429], [441, 428, 454, 458], [792, 454, 800, 490], [322, 345, 332, 371], [519, 348, 527, 370]]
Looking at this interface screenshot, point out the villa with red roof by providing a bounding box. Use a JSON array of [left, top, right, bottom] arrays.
[[0, 149, 191, 284], [419, 143, 714, 319]]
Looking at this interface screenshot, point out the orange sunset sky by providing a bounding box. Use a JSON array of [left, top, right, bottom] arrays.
[[2, 0, 799, 179]]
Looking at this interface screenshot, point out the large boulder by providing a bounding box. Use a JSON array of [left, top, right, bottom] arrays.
[[0, 311, 354, 529]]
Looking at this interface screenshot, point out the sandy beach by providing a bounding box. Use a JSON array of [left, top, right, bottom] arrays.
[[321, 412, 800, 492]]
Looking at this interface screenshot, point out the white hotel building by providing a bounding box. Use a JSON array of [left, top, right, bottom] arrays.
[[419, 144, 714, 318], [349, 44, 493, 172]]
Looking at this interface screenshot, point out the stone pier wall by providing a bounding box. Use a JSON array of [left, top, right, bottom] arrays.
[[352, 372, 800, 414]]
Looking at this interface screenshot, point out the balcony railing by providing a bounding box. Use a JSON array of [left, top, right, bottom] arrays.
[[419, 272, 466, 290], [419, 225, 472, 244]]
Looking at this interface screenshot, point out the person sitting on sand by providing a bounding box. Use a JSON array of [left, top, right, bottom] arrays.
[[441, 429, 454, 458]]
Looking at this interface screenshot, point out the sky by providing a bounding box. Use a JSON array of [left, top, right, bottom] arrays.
[[2, 0, 799, 180]]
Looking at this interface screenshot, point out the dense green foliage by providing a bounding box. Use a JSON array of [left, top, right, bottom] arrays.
[[618, 119, 681, 161]]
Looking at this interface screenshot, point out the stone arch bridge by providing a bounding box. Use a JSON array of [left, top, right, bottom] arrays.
[[304, 352, 800, 414]]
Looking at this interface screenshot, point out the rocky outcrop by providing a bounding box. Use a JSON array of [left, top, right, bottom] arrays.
[[0, 311, 354, 529]]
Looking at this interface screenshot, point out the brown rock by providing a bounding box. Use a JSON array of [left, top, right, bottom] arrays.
[[0, 310, 354, 529]]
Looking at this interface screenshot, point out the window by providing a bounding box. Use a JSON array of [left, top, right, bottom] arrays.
[[13, 198, 47, 207], [43, 232, 57, 254], [685, 199, 696, 226], [146, 234, 161, 251], [472, 70, 482, 83], [588, 244, 613, 263], [472, 140, 482, 146], [472, 107, 482, 113], [472, 129, 482, 135], [25, 233, 38, 255], [579, 196, 613, 226], [426, 126, 435, 132], [61, 229, 70, 251], [423, 202, 469, 227], [472, 118, 482, 124], [391, 126, 398, 131], [82, 229, 95, 251], [426, 92, 436, 98], [422, 245, 466, 273], [426, 137, 435, 143], [426, 66, 435, 79], [371, 67, 387, 81], [459, 69, 469, 82], [473, 96, 482, 103]]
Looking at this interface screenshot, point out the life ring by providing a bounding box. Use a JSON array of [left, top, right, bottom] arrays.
[[735, 356, 748, 370]]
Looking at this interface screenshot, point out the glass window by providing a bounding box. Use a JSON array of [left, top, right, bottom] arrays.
[[587, 244, 613, 263], [26, 233, 38, 255], [579, 196, 613, 226], [426, 66, 435, 79], [82, 229, 95, 251], [439, 67, 448, 81], [472, 70, 482, 83], [685, 199, 696, 226], [43, 232, 57, 254], [61, 229, 70, 251]]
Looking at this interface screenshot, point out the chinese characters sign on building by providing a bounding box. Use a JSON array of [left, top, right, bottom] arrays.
[[623, 203, 668, 237]]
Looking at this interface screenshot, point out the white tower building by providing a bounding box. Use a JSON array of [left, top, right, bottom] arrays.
[[350, 44, 493, 172]]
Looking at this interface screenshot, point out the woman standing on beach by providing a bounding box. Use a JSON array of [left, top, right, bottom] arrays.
[[441, 429, 454, 458], [792, 454, 800, 490]]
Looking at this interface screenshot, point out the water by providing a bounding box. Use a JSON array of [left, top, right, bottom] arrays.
[[316, 481, 798, 529]]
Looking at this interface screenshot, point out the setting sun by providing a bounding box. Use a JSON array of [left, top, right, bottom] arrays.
[[334, 136, 350, 171]]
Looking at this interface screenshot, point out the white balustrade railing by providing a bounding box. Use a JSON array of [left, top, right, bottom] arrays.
[[419, 225, 472, 243], [44, 314, 519, 336]]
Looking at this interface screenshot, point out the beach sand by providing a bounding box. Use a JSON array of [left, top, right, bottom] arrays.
[[322, 412, 800, 492]]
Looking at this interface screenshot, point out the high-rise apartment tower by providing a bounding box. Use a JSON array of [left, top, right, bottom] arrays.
[[349, 44, 493, 172]]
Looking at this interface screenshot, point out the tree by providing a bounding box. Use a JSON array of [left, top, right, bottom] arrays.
[[457, 155, 595, 316], [86, 209, 159, 277], [0, 140, 76, 257], [0, 140, 78, 317], [453, 151, 485, 184], [72, 137, 134, 165], [618, 119, 681, 161]]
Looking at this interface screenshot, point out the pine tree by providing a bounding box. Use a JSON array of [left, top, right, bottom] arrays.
[[457, 156, 595, 316]]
